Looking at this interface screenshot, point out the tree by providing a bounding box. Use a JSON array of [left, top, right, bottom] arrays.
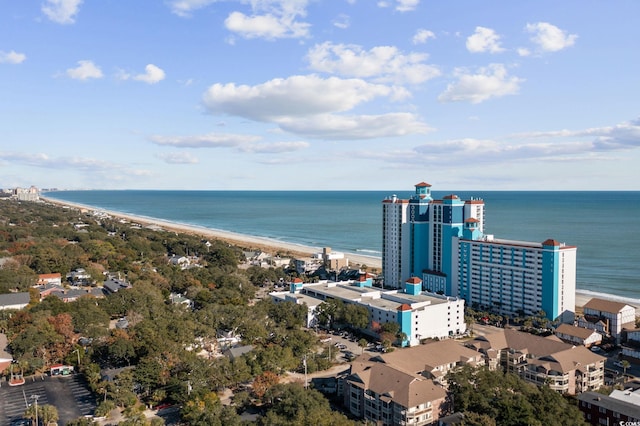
[[446, 365, 588, 426], [358, 338, 368, 354], [621, 360, 631, 378], [342, 303, 370, 330], [24, 403, 59, 426], [260, 383, 356, 425], [180, 392, 241, 426], [253, 371, 280, 400]]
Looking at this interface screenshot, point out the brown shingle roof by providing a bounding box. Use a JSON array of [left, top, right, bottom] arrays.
[[583, 297, 634, 314], [468, 328, 572, 357], [555, 323, 600, 340], [378, 339, 482, 376], [351, 362, 446, 409]]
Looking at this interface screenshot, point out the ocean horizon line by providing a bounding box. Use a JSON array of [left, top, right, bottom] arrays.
[[43, 188, 640, 193]]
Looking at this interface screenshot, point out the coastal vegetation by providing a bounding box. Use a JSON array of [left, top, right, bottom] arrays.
[[0, 199, 355, 424], [446, 365, 588, 426]]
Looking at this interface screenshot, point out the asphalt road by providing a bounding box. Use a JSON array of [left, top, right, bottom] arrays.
[[0, 374, 96, 425]]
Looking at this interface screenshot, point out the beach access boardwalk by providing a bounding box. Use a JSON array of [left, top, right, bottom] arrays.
[[0, 373, 95, 425]]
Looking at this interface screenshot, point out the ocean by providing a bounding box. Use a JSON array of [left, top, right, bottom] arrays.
[[43, 189, 640, 302]]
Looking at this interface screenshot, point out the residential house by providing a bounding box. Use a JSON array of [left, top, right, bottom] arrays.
[[169, 255, 191, 270], [67, 268, 93, 285], [555, 323, 603, 347], [243, 250, 271, 267], [0, 333, 12, 372], [467, 328, 605, 394], [169, 293, 193, 309], [223, 345, 254, 361], [0, 292, 30, 310], [34, 283, 65, 299], [578, 298, 636, 344], [103, 279, 132, 294], [37, 273, 62, 286]]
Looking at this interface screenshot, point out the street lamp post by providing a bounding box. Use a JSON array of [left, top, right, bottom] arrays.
[[303, 355, 308, 390], [31, 395, 39, 426]]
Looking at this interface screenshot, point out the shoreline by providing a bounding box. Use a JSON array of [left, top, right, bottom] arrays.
[[41, 195, 383, 270], [40, 196, 638, 311]]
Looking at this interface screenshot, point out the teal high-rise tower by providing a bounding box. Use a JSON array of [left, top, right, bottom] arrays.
[[382, 182, 575, 322]]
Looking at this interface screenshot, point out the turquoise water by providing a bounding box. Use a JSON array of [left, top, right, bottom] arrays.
[[43, 190, 640, 301]]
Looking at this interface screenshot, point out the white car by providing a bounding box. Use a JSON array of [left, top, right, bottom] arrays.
[[614, 361, 625, 368]]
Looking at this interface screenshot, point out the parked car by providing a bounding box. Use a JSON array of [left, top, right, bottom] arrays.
[[590, 346, 602, 352], [614, 361, 625, 368]]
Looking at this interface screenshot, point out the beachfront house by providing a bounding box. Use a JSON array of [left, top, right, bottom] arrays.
[[578, 298, 637, 344]]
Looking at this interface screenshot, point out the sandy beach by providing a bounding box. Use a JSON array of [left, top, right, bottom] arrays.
[[41, 196, 638, 312]]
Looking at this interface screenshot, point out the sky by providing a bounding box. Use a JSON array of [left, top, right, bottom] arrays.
[[1, 0, 639, 191]]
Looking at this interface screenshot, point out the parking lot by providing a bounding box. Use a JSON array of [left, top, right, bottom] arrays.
[[318, 330, 380, 362], [0, 374, 96, 425]]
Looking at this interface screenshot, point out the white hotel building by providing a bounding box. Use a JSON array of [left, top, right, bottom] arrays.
[[270, 276, 466, 347]]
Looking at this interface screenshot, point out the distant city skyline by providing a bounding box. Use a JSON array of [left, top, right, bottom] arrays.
[[1, 1, 639, 191]]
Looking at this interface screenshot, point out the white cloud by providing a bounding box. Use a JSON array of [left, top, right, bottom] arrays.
[[133, 64, 166, 84], [203, 74, 409, 122], [510, 118, 640, 151], [277, 112, 432, 140], [224, 0, 311, 40], [42, 0, 83, 24], [517, 47, 531, 57], [202, 74, 431, 140], [149, 133, 261, 148], [65, 60, 103, 80], [224, 11, 310, 40], [0, 50, 26, 64], [168, 0, 218, 17], [332, 13, 350, 29], [239, 141, 310, 153], [149, 132, 308, 155], [0, 151, 151, 177], [438, 64, 523, 104], [466, 26, 504, 53], [156, 152, 199, 164], [525, 22, 577, 52], [399, 0, 420, 11], [360, 118, 640, 168], [306, 42, 440, 84], [170, 0, 312, 40], [380, 0, 420, 12], [412, 29, 435, 45]]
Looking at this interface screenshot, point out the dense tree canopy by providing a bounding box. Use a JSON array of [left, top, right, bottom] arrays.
[[3, 200, 348, 422], [446, 365, 588, 426]]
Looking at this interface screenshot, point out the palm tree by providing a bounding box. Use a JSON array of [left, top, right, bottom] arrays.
[[621, 360, 631, 379], [358, 338, 368, 354]]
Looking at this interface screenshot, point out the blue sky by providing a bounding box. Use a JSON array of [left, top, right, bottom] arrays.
[[1, 0, 639, 191]]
